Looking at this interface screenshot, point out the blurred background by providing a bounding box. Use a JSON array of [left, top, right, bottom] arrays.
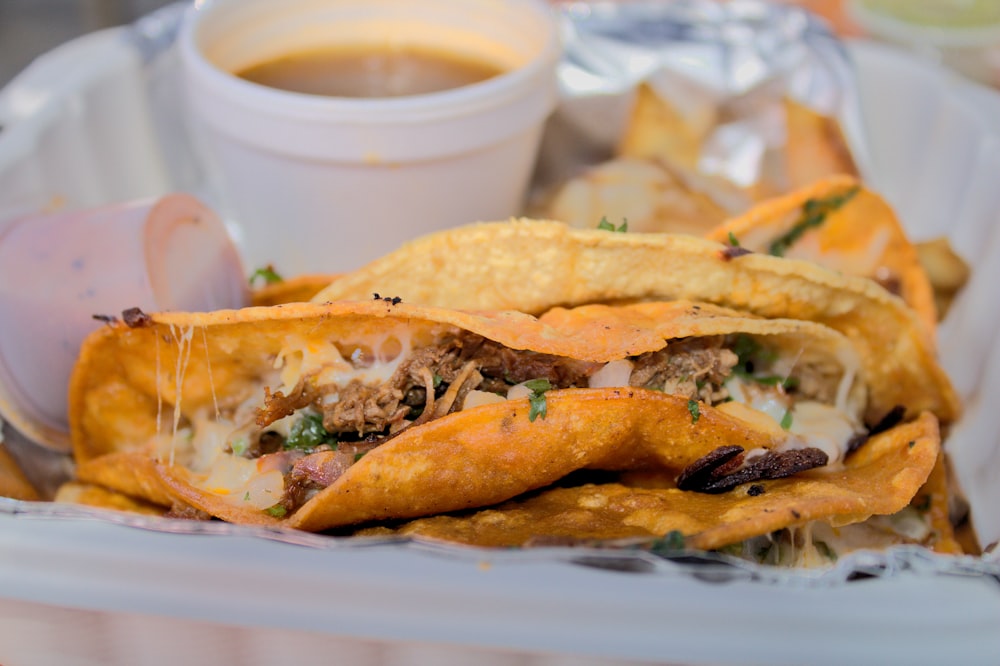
[[1, 1, 997, 90], [0, 0, 177, 87]]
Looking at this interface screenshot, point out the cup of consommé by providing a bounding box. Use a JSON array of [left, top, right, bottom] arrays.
[[179, 0, 561, 275]]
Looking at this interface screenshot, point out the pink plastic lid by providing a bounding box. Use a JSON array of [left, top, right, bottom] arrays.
[[0, 194, 249, 452]]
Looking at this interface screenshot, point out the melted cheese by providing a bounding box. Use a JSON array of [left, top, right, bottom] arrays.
[[275, 328, 414, 391]]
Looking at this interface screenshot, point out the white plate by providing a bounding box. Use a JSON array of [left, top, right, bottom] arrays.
[[1, 18, 999, 666]]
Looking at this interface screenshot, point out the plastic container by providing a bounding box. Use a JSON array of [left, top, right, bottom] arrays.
[[0, 195, 248, 451], [178, 0, 560, 274], [0, 17, 999, 666]]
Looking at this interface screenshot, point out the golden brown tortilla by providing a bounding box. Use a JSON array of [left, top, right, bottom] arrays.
[[367, 412, 939, 551], [309, 220, 958, 427]]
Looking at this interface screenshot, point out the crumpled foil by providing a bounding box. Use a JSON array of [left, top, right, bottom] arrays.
[[538, 0, 868, 195]]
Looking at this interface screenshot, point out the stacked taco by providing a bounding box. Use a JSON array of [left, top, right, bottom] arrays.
[[61, 178, 965, 564]]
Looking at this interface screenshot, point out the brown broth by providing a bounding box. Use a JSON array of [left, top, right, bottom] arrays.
[[236, 45, 505, 98]]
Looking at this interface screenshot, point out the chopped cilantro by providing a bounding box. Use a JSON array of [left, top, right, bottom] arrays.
[[243, 491, 250, 502], [754, 375, 800, 390], [687, 399, 700, 424], [432, 373, 443, 388], [732, 334, 762, 372], [727, 231, 741, 247], [597, 216, 628, 232], [265, 504, 287, 518], [650, 530, 686, 555], [524, 378, 552, 422], [908, 440, 916, 449], [354, 451, 368, 463], [731, 334, 778, 377], [249, 264, 283, 286], [230, 436, 249, 457], [768, 186, 860, 257], [780, 410, 794, 430], [285, 413, 337, 451]]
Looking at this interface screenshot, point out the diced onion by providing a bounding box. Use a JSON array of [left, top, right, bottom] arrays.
[[588, 359, 634, 388], [238, 469, 285, 510], [506, 383, 532, 400], [463, 390, 507, 409]]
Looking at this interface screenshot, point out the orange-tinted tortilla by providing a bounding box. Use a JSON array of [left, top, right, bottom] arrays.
[[70, 299, 865, 530], [54, 481, 166, 516], [368, 412, 940, 551], [0, 443, 39, 501], [706, 176, 937, 337], [251, 274, 339, 307]]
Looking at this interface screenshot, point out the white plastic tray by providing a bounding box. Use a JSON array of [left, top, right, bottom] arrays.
[[1, 17, 1000, 666]]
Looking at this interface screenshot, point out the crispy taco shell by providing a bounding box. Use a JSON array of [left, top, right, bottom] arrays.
[[367, 412, 940, 552], [0, 443, 39, 501], [71, 300, 876, 531], [309, 219, 958, 427]]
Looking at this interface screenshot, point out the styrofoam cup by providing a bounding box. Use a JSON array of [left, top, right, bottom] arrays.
[[178, 0, 561, 275], [0, 194, 249, 451]]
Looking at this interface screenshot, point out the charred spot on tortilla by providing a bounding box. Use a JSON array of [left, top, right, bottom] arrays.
[[678, 446, 828, 494], [873, 266, 903, 297], [869, 405, 906, 436], [844, 432, 870, 457], [675, 445, 744, 491], [747, 484, 765, 496], [372, 292, 403, 305], [719, 245, 753, 261], [121, 307, 153, 328]]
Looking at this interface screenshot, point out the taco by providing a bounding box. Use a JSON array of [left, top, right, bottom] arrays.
[[70, 299, 893, 532], [309, 219, 958, 428], [356, 411, 941, 560], [705, 176, 938, 336]]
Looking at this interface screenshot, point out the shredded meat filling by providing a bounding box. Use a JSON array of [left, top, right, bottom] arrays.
[[629, 337, 738, 405]]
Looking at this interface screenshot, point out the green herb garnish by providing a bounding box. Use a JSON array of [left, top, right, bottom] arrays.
[[265, 504, 287, 518], [597, 216, 628, 232], [727, 231, 741, 247], [285, 413, 337, 451], [650, 530, 686, 555], [754, 375, 800, 390], [432, 373, 443, 388], [687, 399, 700, 424], [768, 186, 860, 257], [780, 410, 794, 430], [524, 378, 553, 422], [249, 264, 284, 287], [230, 436, 249, 457], [243, 491, 251, 502], [354, 451, 368, 463]]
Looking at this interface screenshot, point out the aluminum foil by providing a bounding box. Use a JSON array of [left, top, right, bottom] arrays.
[[538, 0, 868, 192]]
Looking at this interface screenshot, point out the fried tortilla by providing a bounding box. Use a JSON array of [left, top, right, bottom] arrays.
[[309, 219, 958, 427], [530, 156, 735, 236], [705, 176, 938, 336], [0, 442, 39, 501], [364, 412, 939, 555], [71, 299, 884, 531]]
